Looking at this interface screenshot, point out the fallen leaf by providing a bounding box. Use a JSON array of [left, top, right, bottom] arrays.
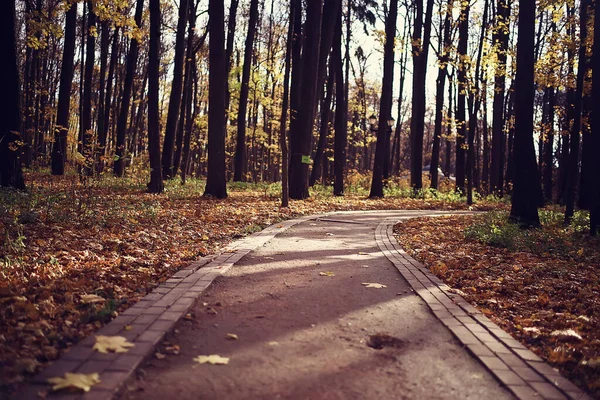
[[184, 313, 194, 320], [93, 335, 135, 353], [267, 341, 279, 346], [550, 329, 583, 341], [80, 294, 105, 304], [155, 352, 166, 359], [326, 233, 334, 236], [193, 355, 230, 365], [48, 373, 100, 392], [362, 283, 387, 289], [226, 333, 238, 340], [319, 271, 335, 277], [358, 252, 369, 255], [124, 325, 133, 331], [360, 265, 369, 268]]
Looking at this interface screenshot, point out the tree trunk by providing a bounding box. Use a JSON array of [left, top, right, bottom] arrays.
[[0, 0, 25, 189], [409, 0, 435, 191], [96, 21, 110, 172], [590, 0, 600, 235], [289, 0, 323, 200], [162, 0, 189, 179], [431, 1, 452, 190], [455, 2, 469, 194], [81, 1, 96, 176], [147, 0, 164, 193], [490, 0, 510, 196], [114, 0, 144, 177], [51, 1, 77, 176], [509, 0, 539, 226], [225, 0, 239, 113], [333, 1, 347, 196], [369, 0, 397, 198], [564, 0, 590, 224], [233, 0, 259, 182], [309, 65, 334, 186], [204, 0, 228, 198], [279, 0, 295, 207]]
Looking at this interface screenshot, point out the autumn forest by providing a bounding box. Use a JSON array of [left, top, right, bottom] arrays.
[[1, 0, 600, 398]]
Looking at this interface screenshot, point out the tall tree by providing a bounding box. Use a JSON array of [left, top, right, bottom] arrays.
[[233, 0, 259, 182], [51, 1, 77, 176], [225, 0, 239, 113], [590, 0, 600, 235], [280, 0, 295, 207], [0, 0, 25, 189], [455, 1, 469, 194], [564, 0, 590, 224], [80, 1, 96, 176], [114, 0, 144, 177], [431, 0, 453, 190], [333, 1, 347, 196], [369, 0, 398, 198], [409, 0, 435, 191], [289, 0, 323, 199], [162, 0, 190, 179], [204, 0, 228, 198], [510, 0, 539, 226], [490, 0, 509, 196], [147, 0, 164, 193]]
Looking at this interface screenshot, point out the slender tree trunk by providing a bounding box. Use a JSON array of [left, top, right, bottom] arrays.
[[565, 0, 590, 224], [96, 21, 110, 172], [455, 2, 469, 194], [280, 0, 295, 207], [204, 0, 228, 198], [333, 0, 347, 196], [431, 1, 452, 190], [147, 0, 164, 193], [510, 0, 539, 226], [409, 0, 435, 191], [162, 0, 189, 179], [51, 1, 77, 176], [0, 0, 25, 189], [225, 0, 239, 113], [590, 0, 600, 235], [81, 1, 96, 176], [369, 0, 397, 198], [114, 0, 143, 177], [234, 0, 259, 182]]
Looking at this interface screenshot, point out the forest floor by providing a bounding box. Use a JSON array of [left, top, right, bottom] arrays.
[[395, 213, 600, 398], [0, 171, 502, 393]]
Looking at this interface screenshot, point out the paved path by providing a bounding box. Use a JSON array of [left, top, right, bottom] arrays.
[[19, 211, 589, 400]]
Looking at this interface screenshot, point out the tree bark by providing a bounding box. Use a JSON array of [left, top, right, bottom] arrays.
[[310, 65, 334, 186], [409, 0, 435, 191], [51, 1, 77, 176], [0, 0, 25, 189], [233, 0, 259, 182], [114, 0, 144, 177], [369, 0, 397, 198], [289, 0, 323, 200], [81, 1, 96, 176], [204, 0, 228, 198], [590, 0, 600, 235], [147, 0, 164, 193], [280, 0, 295, 207], [162, 0, 190, 179], [455, 2, 469, 194], [509, 0, 539, 226]]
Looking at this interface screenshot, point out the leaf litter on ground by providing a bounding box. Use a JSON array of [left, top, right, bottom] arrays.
[[394, 214, 600, 397]]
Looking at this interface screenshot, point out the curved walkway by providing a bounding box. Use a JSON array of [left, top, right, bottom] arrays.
[[18, 211, 590, 400]]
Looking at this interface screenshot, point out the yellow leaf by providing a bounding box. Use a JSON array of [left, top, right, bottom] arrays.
[[80, 294, 105, 304], [193, 354, 230, 365], [93, 335, 135, 353], [48, 372, 100, 392], [319, 271, 335, 277], [226, 333, 238, 340], [358, 252, 369, 255], [577, 248, 584, 256], [362, 282, 387, 289]]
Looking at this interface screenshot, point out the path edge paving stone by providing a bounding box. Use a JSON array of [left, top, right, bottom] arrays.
[[15, 214, 324, 400], [376, 216, 592, 400]]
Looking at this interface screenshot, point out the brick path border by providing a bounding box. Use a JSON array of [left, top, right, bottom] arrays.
[[16, 214, 321, 400], [376, 217, 592, 400]]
